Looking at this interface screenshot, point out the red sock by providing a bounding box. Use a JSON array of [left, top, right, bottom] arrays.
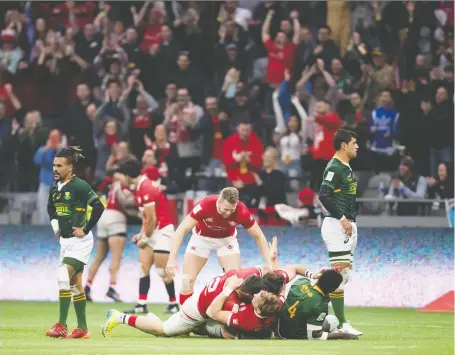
[[169, 297, 177, 303], [87, 279, 93, 286], [110, 281, 116, 286], [179, 292, 193, 305], [127, 315, 138, 327]]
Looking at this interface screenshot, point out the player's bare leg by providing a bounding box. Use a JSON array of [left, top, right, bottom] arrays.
[[180, 252, 208, 304], [155, 252, 179, 314], [46, 263, 75, 338], [329, 260, 362, 336], [85, 240, 108, 301], [67, 271, 90, 339], [124, 246, 154, 314], [106, 236, 126, 302], [218, 254, 241, 272], [102, 309, 167, 337]]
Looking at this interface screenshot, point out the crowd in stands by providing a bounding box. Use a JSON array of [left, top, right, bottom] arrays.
[[0, 1, 453, 221]]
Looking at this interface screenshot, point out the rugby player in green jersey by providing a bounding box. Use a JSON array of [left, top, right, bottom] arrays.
[[276, 272, 358, 340], [318, 129, 362, 336], [45, 147, 105, 339]]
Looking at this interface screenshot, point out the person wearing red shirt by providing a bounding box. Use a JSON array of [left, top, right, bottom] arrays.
[[261, 10, 301, 86], [85, 172, 135, 303], [166, 187, 272, 306], [309, 100, 342, 190], [115, 159, 179, 316], [222, 121, 263, 205]]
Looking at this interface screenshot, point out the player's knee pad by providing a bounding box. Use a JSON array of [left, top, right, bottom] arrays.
[[338, 267, 351, 290], [181, 274, 192, 291], [156, 268, 166, 278], [57, 265, 70, 290]]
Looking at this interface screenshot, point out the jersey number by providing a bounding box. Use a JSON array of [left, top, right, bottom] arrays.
[[287, 300, 300, 319], [206, 276, 222, 294]]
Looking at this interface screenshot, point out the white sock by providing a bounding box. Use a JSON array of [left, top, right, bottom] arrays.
[[137, 300, 147, 306], [117, 313, 129, 324]]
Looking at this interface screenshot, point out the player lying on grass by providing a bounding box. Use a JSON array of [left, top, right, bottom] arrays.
[[102, 257, 322, 337], [165, 187, 273, 306], [192, 238, 356, 340]]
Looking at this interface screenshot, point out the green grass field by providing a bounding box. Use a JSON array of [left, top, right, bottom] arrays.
[[1, 301, 453, 355]]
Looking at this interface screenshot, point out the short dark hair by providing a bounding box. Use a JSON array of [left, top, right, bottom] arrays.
[[317, 269, 343, 295], [238, 275, 265, 301], [106, 78, 121, 88], [262, 272, 285, 295], [333, 129, 357, 151], [116, 158, 142, 178]]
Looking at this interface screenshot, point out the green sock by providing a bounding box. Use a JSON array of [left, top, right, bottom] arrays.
[[329, 291, 346, 325], [73, 292, 88, 330], [59, 290, 72, 325]]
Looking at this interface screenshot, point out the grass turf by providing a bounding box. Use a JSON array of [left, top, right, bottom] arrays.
[[0, 301, 453, 355]]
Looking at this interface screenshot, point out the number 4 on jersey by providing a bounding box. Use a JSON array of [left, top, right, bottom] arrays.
[[287, 300, 300, 319]]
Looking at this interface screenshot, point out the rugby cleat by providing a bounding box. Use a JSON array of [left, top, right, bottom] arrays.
[[45, 322, 68, 338], [337, 322, 363, 336], [106, 287, 121, 302], [124, 304, 148, 314], [66, 328, 91, 339], [102, 309, 121, 337], [165, 303, 180, 314]]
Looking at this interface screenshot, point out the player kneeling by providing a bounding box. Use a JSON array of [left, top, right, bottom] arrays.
[[275, 269, 358, 340]]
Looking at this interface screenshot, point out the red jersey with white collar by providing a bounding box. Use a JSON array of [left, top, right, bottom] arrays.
[[189, 195, 255, 239]]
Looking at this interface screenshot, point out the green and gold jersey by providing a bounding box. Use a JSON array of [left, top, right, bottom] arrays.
[[276, 278, 329, 340], [321, 157, 357, 221], [49, 176, 98, 238]]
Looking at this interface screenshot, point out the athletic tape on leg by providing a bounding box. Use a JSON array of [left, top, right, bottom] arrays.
[[156, 268, 166, 278], [181, 274, 191, 292], [338, 267, 350, 290], [58, 265, 70, 290], [70, 285, 80, 296]]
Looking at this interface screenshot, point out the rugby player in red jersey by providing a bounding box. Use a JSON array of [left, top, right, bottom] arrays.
[[115, 159, 179, 315], [85, 172, 135, 302], [165, 187, 273, 306]]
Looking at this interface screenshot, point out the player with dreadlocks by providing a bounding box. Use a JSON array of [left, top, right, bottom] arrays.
[[45, 147, 105, 339]]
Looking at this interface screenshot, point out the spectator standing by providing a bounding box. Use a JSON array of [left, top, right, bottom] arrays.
[[222, 120, 263, 206], [277, 115, 303, 179], [164, 87, 203, 190], [0, 29, 23, 75], [33, 129, 66, 224], [261, 9, 300, 86], [309, 100, 342, 190], [427, 87, 454, 176], [369, 90, 400, 173], [426, 162, 454, 200]]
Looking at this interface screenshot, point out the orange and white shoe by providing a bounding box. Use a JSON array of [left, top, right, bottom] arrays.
[[66, 328, 91, 339], [45, 322, 68, 338]]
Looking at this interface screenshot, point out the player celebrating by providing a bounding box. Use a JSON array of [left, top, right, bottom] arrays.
[[166, 187, 272, 306], [45, 147, 105, 339], [318, 129, 362, 336], [276, 270, 358, 340], [84, 172, 135, 302], [115, 159, 179, 315]]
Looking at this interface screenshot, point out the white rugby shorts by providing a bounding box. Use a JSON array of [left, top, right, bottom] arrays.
[[59, 232, 94, 265], [321, 217, 358, 254], [162, 291, 205, 336], [185, 231, 240, 259], [97, 209, 127, 239], [146, 224, 175, 253]]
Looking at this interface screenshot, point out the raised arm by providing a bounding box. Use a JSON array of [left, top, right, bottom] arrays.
[[290, 11, 301, 44], [261, 10, 274, 43]]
